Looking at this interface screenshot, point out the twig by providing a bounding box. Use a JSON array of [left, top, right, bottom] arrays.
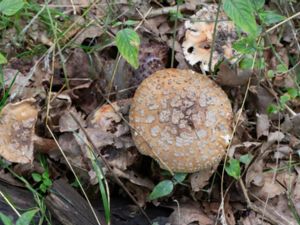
[[208, 3, 221, 74], [265, 11, 300, 34], [239, 179, 277, 224], [170, 3, 180, 68]]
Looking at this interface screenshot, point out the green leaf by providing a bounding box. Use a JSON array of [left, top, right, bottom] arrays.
[[148, 180, 174, 200], [0, 0, 24, 16], [173, 173, 187, 183], [250, 0, 265, 11], [276, 64, 288, 73], [259, 11, 285, 25], [43, 178, 52, 187], [223, 0, 257, 35], [32, 173, 42, 182], [169, 10, 183, 21], [279, 94, 290, 106], [240, 56, 265, 69], [42, 171, 49, 179], [287, 88, 298, 98], [0, 53, 7, 64], [233, 37, 257, 54], [267, 104, 279, 114], [267, 70, 275, 78], [225, 159, 241, 179], [16, 209, 39, 225], [0, 212, 13, 225], [239, 153, 253, 165], [39, 183, 47, 193], [115, 28, 140, 69]]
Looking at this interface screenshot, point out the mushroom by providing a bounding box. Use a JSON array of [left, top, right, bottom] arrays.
[[182, 4, 238, 72], [129, 69, 233, 173], [0, 99, 57, 164]]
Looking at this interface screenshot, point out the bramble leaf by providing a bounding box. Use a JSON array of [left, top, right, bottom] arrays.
[[115, 28, 140, 69]]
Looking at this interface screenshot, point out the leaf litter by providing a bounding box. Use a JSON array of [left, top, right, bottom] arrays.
[[0, 0, 300, 225]]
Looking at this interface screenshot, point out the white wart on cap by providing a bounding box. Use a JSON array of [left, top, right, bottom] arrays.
[[129, 69, 233, 173], [182, 4, 238, 71]]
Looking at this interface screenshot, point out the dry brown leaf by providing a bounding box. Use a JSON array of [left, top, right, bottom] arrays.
[[59, 108, 86, 132], [0, 99, 38, 163], [88, 99, 131, 132], [249, 85, 275, 114], [73, 25, 103, 45], [216, 63, 251, 87], [106, 148, 139, 171], [168, 202, 213, 225], [45, 93, 72, 132], [251, 173, 285, 200], [65, 48, 96, 87], [256, 114, 270, 139], [190, 165, 217, 192], [3, 68, 30, 100], [246, 159, 264, 187], [292, 176, 300, 215], [239, 211, 271, 225], [113, 167, 154, 190]]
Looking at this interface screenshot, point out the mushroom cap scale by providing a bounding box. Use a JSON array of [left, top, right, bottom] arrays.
[[129, 69, 233, 173]]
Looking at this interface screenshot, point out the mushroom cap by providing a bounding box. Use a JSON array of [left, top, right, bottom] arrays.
[[129, 69, 233, 173], [182, 4, 238, 71]]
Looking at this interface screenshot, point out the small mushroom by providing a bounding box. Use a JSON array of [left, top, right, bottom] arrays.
[[129, 69, 233, 173], [0, 99, 57, 164], [182, 4, 238, 72]]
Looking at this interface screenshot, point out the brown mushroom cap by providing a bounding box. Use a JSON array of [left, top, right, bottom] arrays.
[[129, 69, 233, 173]]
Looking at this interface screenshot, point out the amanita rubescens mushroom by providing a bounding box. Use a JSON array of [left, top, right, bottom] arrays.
[[129, 69, 233, 173], [0, 99, 57, 163]]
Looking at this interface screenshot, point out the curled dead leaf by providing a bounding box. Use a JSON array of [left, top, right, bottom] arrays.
[[0, 99, 38, 163]]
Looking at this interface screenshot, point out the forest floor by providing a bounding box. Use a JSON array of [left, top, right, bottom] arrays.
[[0, 0, 300, 225]]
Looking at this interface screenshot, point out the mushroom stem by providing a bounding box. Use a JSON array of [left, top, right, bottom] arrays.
[[33, 135, 58, 154]]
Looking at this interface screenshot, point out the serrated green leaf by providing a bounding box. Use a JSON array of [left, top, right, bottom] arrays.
[[115, 28, 140, 69], [148, 180, 173, 200], [239, 153, 253, 165], [250, 0, 265, 11], [0, 212, 13, 225], [223, 0, 257, 36], [16, 209, 38, 225], [0, 0, 24, 16], [43, 178, 52, 187], [0, 53, 7, 64], [173, 173, 187, 183], [233, 37, 257, 54], [32, 173, 42, 182], [259, 11, 285, 25], [225, 159, 241, 179]]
